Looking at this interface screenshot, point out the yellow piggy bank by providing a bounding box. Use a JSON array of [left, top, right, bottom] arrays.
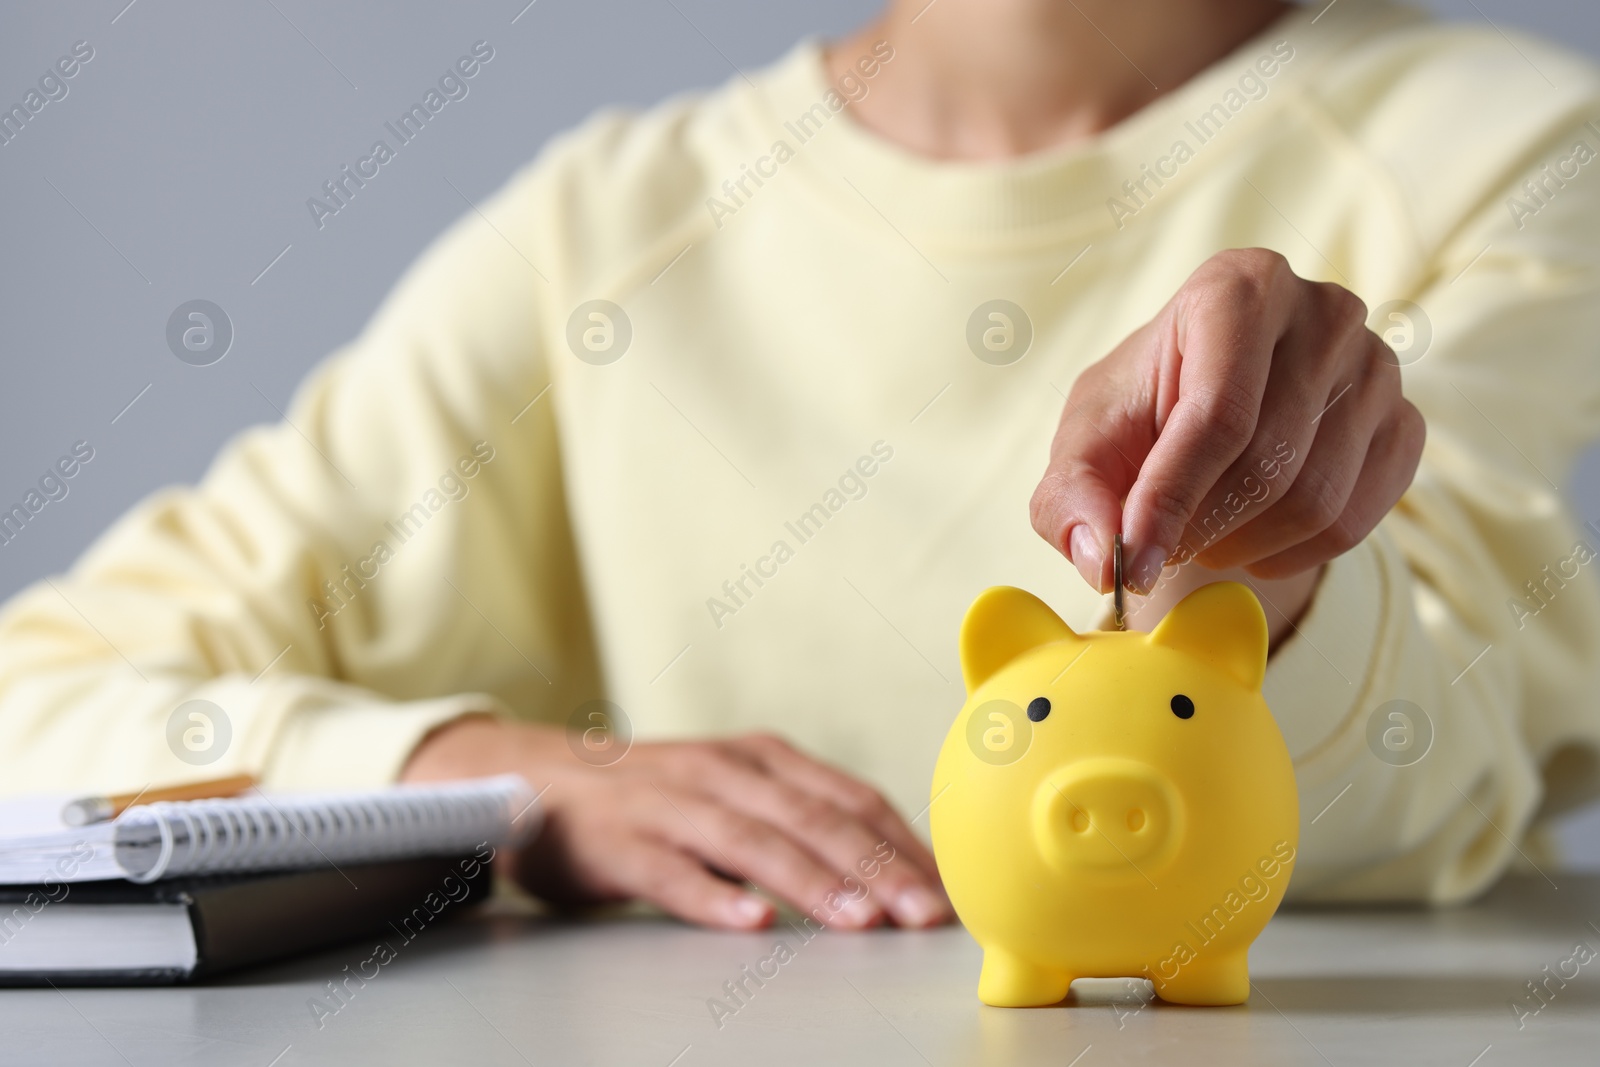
[[931, 581, 1298, 1007]]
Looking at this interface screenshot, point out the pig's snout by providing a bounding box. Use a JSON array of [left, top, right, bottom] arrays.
[[1032, 758, 1184, 874]]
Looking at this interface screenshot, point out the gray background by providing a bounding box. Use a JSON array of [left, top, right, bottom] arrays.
[[2, 0, 1598, 862]]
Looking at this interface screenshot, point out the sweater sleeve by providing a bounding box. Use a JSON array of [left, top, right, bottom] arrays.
[[1268, 121, 1600, 902], [0, 159, 601, 794]]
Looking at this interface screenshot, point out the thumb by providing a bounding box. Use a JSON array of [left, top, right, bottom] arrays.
[[1030, 467, 1122, 593], [1031, 401, 1143, 594]]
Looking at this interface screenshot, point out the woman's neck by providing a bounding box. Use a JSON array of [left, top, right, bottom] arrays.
[[828, 0, 1292, 160]]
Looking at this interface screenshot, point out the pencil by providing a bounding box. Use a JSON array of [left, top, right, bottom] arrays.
[[61, 773, 259, 827]]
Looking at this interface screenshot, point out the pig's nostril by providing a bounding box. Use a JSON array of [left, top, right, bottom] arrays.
[[1070, 808, 1091, 833], [1127, 809, 1146, 832]]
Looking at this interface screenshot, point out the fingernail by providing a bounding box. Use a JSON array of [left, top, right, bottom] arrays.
[[894, 886, 948, 927], [838, 895, 882, 929], [1128, 545, 1168, 594], [1069, 525, 1103, 591], [729, 894, 771, 926]]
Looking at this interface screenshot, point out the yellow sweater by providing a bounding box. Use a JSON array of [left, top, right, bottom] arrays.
[[3, 0, 1599, 902]]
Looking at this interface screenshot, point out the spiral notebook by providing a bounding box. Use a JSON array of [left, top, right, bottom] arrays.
[[0, 774, 537, 885]]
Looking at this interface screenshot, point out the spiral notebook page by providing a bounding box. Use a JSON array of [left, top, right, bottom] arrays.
[[0, 775, 537, 885]]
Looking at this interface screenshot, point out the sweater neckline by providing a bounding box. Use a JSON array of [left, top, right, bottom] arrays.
[[744, 0, 1426, 250]]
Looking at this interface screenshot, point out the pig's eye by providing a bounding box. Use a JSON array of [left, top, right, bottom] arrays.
[[1171, 694, 1195, 720], [1027, 697, 1051, 722]]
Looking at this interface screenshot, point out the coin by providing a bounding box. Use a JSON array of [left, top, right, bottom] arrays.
[[1113, 533, 1127, 631]]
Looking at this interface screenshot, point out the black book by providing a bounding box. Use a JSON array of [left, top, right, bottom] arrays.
[[0, 853, 492, 985]]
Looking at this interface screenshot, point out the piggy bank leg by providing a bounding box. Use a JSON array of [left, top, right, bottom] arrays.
[[977, 946, 1073, 1007], [1152, 950, 1250, 1006]]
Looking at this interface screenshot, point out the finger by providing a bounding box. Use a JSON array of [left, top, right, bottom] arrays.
[[508, 804, 773, 929], [1173, 305, 1343, 567], [1121, 250, 1297, 591], [651, 738, 951, 926], [1203, 342, 1401, 572], [654, 790, 886, 930], [693, 742, 952, 927], [1245, 401, 1425, 578], [608, 834, 776, 931], [1195, 390, 1368, 569], [728, 733, 943, 885], [1191, 305, 1384, 570], [1030, 419, 1136, 593], [1036, 447, 1139, 591]]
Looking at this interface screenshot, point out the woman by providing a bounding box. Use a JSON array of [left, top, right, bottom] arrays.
[[3, 0, 1598, 929]]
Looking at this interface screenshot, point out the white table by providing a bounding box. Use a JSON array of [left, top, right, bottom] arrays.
[[4, 875, 1594, 1065]]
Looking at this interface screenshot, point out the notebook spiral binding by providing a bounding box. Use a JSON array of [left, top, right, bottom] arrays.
[[112, 775, 535, 883]]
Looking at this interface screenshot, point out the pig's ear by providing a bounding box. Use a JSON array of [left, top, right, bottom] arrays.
[[960, 587, 1078, 694], [1148, 581, 1268, 691]]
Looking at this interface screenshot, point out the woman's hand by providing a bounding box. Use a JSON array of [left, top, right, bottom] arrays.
[[402, 716, 953, 931], [1031, 249, 1425, 602]]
